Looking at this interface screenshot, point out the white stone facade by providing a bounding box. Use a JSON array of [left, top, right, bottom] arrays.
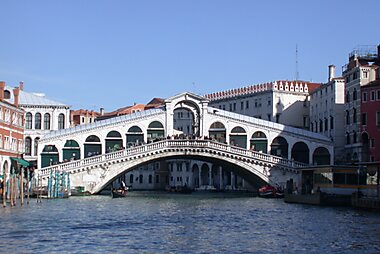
[[309, 76, 346, 163]]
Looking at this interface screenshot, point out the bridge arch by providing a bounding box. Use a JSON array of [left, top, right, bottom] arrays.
[[312, 147, 331, 165], [147, 121, 165, 142], [291, 141, 309, 164], [270, 136, 288, 159], [126, 125, 144, 147], [209, 121, 226, 143], [41, 145, 59, 167], [229, 126, 247, 148], [173, 100, 200, 136], [62, 139, 80, 161], [84, 135, 102, 158], [250, 131, 268, 153], [105, 131, 123, 153]]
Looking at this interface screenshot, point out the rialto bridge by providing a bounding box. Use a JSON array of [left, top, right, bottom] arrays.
[[36, 92, 333, 194]]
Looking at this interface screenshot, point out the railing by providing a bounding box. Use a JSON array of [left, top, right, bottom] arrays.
[[38, 139, 306, 177]]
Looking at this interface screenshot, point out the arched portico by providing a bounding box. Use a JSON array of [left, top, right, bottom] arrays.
[[312, 147, 331, 165], [41, 145, 59, 167], [84, 135, 102, 158]]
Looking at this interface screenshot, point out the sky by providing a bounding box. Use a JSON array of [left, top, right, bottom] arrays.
[[0, 0, 379, 112]]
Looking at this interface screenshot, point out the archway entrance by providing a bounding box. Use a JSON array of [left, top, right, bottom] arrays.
[[173, 108, 195, 136], [271, 136, 288, 158], [229, 127, 247, 148], [291, 142, 309, 164], [209, 122, 226, 143], [41, 145, 59, 167], [62, 140, 80, 161], [105, 131, 123, 153], [147, 121, 165, 142], [84, 135, 102, 158], [250, 131, 268, 153], [313, 147, 331, 165], [126, 126, 144, 147]]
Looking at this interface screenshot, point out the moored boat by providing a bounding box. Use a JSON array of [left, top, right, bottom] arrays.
[[258, 185, 284, 198]]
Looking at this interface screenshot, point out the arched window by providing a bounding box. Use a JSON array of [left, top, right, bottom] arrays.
[[4, 90, 11, 99], [353, 131, 357, 143], [44, 113, 51, 130], [35, 113, 41, 129], [58, 113, 65, 129], [26, 113, 32, 129], [34, 137, 40, 156], [25, 137, 32, 156], [346, 91, 350, 103], [353, 108, 357, 123]]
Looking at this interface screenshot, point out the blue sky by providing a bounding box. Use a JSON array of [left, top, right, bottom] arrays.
[[0, 0, 379, 111]]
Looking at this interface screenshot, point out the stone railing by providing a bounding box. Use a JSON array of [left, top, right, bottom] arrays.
[[38, 139, 306, 177]]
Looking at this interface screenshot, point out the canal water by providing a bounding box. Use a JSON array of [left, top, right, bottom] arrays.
[[1, 193, 380, 253]]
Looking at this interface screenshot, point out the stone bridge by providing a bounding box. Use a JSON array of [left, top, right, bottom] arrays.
[[38, 139, 305, 194]]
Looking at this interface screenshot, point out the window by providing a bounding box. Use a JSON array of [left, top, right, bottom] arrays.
[[233, 103, 236, 111], [319, 119, 323, 132], [371, 91, 376, 101], [353, 108, 357, 123], [229, 104, 232, 111], [240, 101, 244, 110], [363, 71, 368, 79], [34, 113, 41, 129], [58, 113, 65, 129], [324, 118, 328, 131], [267, 114, 271, 121], [34, 137, 40, 156], [149, 175, 152, 184], [246, 101, 249, 109], [378, 90, 380, 101], [4, 90, 10, 99], [363, 92, 367, 102], [346, 110, 350, 125], [26, 113, 32, 129], [346, 91, 350, 103], [370, 139, 375, 148], [353, 88, 357, 100], [275, 114, 280, 123], [44, 113, 51, 130], [362, 113, 367, 126], [25, 137, 32, 155], [155, 175, 159, 183], [330, 116, 334, 129], [353, 131, 357, 143], [267, 99, 271, 106], [222, 105, 225, 110], [310, 122, 313, 132], [346, 133, 350, 145], [377, 112, 380, 126], [139, 174, 143, 184], [130, 174, 134, 184]]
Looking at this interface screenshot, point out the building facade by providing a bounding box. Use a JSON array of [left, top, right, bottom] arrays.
[[70, 109, 99, 127], [342, 45, 379, 163], [205, 80, 321, 129], [309, 65, 346, 163], [361, 80, 380, 163], [0, 83, 25, 181], [3, 82, 70, 165]]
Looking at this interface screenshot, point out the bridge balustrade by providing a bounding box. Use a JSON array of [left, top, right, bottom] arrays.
[[37, 139, 306, 178]]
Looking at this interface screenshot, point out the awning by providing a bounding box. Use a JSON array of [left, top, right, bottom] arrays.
[[10, 157, 31, 167]]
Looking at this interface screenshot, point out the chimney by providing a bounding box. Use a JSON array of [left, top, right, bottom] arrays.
[[0, 81, 5, 100], [100, 107, 104, 116], [328, 65, 336, 82], [13, 87, 20, 107], [19, 81, 24, 91]]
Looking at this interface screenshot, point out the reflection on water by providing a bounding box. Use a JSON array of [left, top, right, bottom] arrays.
[[0, 193, 380, 253]]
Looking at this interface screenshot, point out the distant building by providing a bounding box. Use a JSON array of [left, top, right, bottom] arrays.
[[0, 82, 25, 179], [3, 81, 70, 165], [70, 109, 99, 127], [205, 80, 321, 129], [309, 65, 346, 163], [342, 45, 380, 163], [96, 103, 145, 121]]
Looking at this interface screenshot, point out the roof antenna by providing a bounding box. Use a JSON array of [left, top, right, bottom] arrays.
[[295, 44, 299, 81]]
